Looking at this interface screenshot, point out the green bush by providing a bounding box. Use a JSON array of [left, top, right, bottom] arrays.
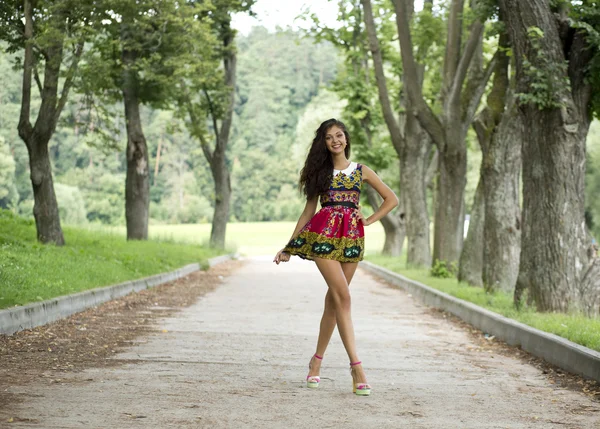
[[431, 259, 457, 278]]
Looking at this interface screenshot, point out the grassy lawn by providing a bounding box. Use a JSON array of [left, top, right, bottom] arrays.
[[0, 211, 227, 309], [366, 254, 600, 353]]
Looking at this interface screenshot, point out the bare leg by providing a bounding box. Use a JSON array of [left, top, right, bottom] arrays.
[[308, 262, 358, 376], [312, 258, 367, 384]]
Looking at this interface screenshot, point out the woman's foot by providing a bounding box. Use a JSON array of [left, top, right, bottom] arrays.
[[306, 354, 323, 388], [350, 361, 371, 396]]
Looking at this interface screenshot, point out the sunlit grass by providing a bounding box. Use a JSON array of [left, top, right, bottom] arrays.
[[366, 254, 600, 352], [0, 211, 226, 309]]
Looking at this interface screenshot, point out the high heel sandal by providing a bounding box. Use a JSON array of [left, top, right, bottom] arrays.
[[306, 354, 323, 388], [350, 361, 371, 396]]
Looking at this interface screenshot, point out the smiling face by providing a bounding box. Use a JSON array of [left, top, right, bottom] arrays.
[[324, 125, 347, 155]]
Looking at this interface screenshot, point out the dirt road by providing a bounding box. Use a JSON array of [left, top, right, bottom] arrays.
[[1, 256, 599, 428]]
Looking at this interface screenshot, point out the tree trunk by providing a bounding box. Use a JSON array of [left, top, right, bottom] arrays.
[[403, 114, 432, 267], [482, 102, 521, 293], [434, 145, 466, 264], [500, 0, 592, 312], [209, 153, 231, 249], [122, 50, 149, 240], [516, 108, 589, 311], [365, 183, 405, 256], [26, 138, 64, 244], [458, 177, 484, 285], [469, 30, 523, 294]]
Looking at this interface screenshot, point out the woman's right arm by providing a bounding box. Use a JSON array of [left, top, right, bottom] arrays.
[[286, 196, 319, 243]]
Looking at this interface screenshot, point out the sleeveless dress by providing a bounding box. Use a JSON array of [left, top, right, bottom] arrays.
[[283, 162, 365, 262]]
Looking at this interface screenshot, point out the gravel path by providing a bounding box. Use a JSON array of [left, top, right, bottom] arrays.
[[2, 256, 599, 428]]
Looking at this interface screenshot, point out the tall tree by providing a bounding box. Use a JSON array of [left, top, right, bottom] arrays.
[[362, 0, 438, 266], [0, 0, 92, 244], [393, 0, 494, 264], [500, 0, 600, 312], [177, 0, 254, 249], [80, 0, 216, 240]]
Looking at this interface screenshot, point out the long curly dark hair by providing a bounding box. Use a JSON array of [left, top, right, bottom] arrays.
[[299, 118, 351, 200]]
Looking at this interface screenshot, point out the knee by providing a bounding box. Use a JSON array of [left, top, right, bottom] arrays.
[[324, 292, 336, 314], [331, 289, 351, 312]]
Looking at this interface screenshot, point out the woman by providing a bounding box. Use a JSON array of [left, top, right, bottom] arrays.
[[273, 118, 399, 396]]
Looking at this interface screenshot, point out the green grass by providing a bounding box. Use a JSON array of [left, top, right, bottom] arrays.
[[0, 211, 227, 309], [366, 254, 600, 353]]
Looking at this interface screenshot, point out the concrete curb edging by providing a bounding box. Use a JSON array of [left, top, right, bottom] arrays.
[[0, 253, 237, 336], [359, 260, 600, 383]]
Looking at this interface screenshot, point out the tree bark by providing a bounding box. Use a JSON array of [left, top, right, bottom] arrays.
[[26, 138, 64, 244], [365, 183, 405, 256], [434, 146, 467, 264], [482, 100, 522, 293], [122, 48, 149, 240], [403, 114, 432, 267], [458, 177, 484, 286], [500, 0, 592, 311], [209, 152, 231, 249]]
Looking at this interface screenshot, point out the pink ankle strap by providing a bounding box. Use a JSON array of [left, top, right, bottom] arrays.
[[350, 361, 362, 366], [314, 354, 323, 360]]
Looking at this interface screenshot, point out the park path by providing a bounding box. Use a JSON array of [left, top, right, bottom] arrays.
[[2, 256, 599, 428]]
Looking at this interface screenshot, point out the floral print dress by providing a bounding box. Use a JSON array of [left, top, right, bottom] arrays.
[[283, 162, 364, 262]]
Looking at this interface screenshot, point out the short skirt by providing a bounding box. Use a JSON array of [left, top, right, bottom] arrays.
[[283, 206, 364, 263]]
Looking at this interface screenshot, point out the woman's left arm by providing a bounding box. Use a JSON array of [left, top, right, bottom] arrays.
[[360, 164, 400, 226]]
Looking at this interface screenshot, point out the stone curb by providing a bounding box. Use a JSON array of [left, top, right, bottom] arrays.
[[0, 253, 237, 336], [360, 260, 600, 383]]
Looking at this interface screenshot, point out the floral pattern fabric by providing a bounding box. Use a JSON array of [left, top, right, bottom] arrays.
[[283, 163, 364, 262]]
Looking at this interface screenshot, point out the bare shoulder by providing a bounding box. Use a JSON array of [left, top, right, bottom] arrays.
[[359, 163, 377, 183]]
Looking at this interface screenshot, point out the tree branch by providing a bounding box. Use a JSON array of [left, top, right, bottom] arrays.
[[202, 87, 220, 157], [178, 78, 214, 165], [472, 115, 488, 148], [447, 20, 484, 114], [361, 0, 405, 152], [216, 32, 236, 157], [54, 39, 85, 128], [197, 129, 215, 166], [18, 0, 34, 144], [391, 0, 445, 149], [443, 0, 465, 98], [33, 60, 43, 95], [462, 50, 498, 137]]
